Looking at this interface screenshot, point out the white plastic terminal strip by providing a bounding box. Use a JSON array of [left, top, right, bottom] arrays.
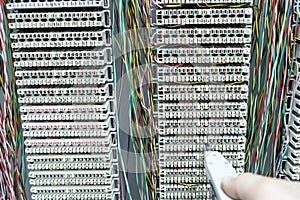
[[159, 74, 249, 83], [20, 103, 111, 114], [161, 168, 205, 173], [13, 50, 109, 59], [7, 0, 109, 9], [15, 67, 111, 79], [18, 86, 114, 104], [160, 159, 204, 168], [20, 105, 113, 121], [22, 121, 114, 130], [27, 160, 110, 170], [155, 28, 252, 45], [11, 30, 111, 48], [18, 95, 112, 104], [8, 11, 111, 29], [23, 129, 111, 138], [158, 84, 248, 93], [28, 170, 110, 179], [155, 47, 251, 64], [160, 184, 210, 193], [158, 85, 248, 101], [160, 136, 202, 144], [159, 93, 248, 101], [159, 102, 248, 111], [158, 65, 250, 82], [159, 142, 206, 149], [15, 59, 106, 68], [16, 77, 112, 86], [160, 169, 206, 180], [161, 191, 210, 200], [21, 112, 111, 121], [13, 50, 112, 68], [160, 176, 207, 184], [159, 135, 245, 144], [156, 8, 253, 26], [32, 192, 111, 200], [17, 85, 113, 96], [222, 152, 245, 161], [30, 177, 111, 186], [157, 65, 249, 75], [27, 154, 110, 163], [24, 138, 109, 147], [155, 0, 253, 4], [158, 127, 247, 136], [159, 110, 247, 119], [160, 175, 207, 184], [211, 144, 245, 152], [25, 145, 110, 154], [159, 143, 244, 152], [30, 185, 110, 194], [160, 151, 203, 159], [158, 118, 247, 127]]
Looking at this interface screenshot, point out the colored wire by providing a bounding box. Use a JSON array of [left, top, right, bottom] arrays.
[[0, 1, 26, 199], [246, 0, 293, 177]]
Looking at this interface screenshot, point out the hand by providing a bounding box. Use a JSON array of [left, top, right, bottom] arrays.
[[221, 173, 300, 200]]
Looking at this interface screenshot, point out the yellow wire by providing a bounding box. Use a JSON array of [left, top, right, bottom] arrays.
[[176, 182, 198, 187]]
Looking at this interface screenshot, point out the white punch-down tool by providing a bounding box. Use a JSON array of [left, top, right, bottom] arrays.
[[205, 151, 238, 200]]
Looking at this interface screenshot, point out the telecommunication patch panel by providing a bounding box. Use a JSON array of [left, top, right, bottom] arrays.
[[153, 1, 252, 199], [6, 0, 119, 199]]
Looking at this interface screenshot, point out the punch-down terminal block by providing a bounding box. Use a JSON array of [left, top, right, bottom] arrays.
[[13, 49, 112, 68], [158, 127, 247, 136], [17, 85, 114, 104], [158, 84, 249, 101], [154, 27, 252, 45], [8, 11, 111, 29], [15, 66, 113, 86], [20, 102, 114, 122], [6, 0, 119, 199], [10, 30, 112, 49], [155, 8, 253, 26], [157, 65, 250, 83], [155, 47, 251, 64], [154, 1, 252, 199]]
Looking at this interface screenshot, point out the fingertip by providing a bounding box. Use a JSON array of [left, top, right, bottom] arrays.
[[222, 176, 234, 185], [221, 176, 238, 199]]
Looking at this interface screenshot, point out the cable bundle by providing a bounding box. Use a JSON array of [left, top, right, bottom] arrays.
[[0, 1, 26, 199], [113, 0, 158, 199], [246, 0, 294, 176]]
